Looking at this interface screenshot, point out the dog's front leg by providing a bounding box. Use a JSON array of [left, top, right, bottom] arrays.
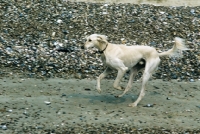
[[113, 67, 128, 90], [96, 67, 112, 93]]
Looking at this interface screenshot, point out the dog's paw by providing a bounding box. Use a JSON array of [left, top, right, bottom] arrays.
[[114, 86, 124, 91], [128, 103, 137, 107], [97, 88, 101, 93], [120, 86, 125, 90], [115, 94, 123, 98], [115, 95, 119, 98]]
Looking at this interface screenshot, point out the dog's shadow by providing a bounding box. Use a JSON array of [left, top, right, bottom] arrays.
[[66, 93, 136, 104]]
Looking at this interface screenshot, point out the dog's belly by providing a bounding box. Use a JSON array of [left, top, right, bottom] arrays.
[[122, 54, 144, 68], [101, 51, 145, 70], [124, 59, 143, 69]]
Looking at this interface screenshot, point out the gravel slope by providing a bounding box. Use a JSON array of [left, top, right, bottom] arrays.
[[69, 0, 200, 6]]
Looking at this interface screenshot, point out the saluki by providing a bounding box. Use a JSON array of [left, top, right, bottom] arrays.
[[83, 34, 188, 107]]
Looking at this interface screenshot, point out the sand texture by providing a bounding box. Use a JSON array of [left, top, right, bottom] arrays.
[[0, 77, 199, 133]]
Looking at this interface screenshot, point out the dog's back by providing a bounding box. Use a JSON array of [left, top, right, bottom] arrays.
[[115, 45, 158, 59]]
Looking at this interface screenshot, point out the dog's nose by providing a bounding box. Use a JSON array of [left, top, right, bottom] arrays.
[[81, 46, 85, 49]]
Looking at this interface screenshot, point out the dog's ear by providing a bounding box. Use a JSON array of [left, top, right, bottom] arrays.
[[97, 36, 103, 41], [97, 36, 105, 44], [97, 35, 107, 41], [97, 35, 107, 44]]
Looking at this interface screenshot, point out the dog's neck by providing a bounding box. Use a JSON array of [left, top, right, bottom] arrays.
[[98, 43, 108, 54]]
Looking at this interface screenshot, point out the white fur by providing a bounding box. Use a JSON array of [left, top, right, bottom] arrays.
[[84, 34, 188, 107]]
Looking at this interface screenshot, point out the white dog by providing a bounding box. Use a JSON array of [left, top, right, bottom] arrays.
[[83, 34, 188, 107]]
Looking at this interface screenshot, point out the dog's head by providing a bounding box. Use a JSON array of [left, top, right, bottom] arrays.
[[83, 34, 108, 50]]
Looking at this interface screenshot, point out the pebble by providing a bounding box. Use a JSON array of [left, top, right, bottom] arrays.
[[85, 88, 91, 91], [190, 79, 195, 82], [196, 106, 200, 109], [8, 109, 12, 112], [44, 101, 51, 105], [1, 125, 7, 130], [166, 97, 171, 100], [143, 104, 154, 107]]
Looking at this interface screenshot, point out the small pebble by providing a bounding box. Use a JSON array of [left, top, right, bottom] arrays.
[[85, 88, 91, 91], [144, 104, 154, 107], [1, 125, 7, 130], [166, 97, 171, 100], [44, 101, 51, 105], [8, 109, 12, 112]]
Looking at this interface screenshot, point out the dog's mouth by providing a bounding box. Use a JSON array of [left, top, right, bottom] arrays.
[[81, 44, 90, 50]]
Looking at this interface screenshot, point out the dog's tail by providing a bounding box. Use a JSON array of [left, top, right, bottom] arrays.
[[158, 37, 189, 57]]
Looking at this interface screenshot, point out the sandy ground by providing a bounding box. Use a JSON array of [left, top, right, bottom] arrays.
[[69, 0, 200, 6], [0, 76, 200, 133]]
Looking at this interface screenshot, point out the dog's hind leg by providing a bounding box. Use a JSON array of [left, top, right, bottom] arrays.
[[96, 67, 112, 93], [129, 58, 160, 107], [116, 62, 145, 98]]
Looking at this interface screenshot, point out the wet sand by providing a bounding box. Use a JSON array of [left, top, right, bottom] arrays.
[[0, 76, 199, 133]]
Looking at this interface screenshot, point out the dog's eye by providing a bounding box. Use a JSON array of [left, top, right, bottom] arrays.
[[88, 39, 92, 42]]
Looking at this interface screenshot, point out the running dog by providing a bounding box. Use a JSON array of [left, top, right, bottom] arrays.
[[83, 34, 188, 107]]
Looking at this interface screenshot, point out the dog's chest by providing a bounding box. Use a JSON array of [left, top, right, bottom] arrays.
[[101, 53, 121, 68], [101, 54, 112, 66], [100, 54, 106, 64]]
